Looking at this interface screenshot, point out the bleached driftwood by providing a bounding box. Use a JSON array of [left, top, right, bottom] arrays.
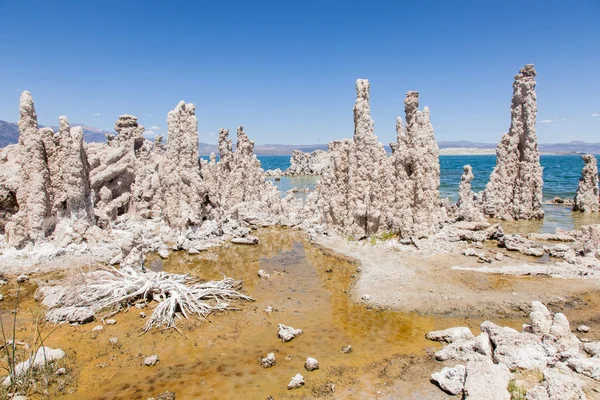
[[42, 267, 253, 332]]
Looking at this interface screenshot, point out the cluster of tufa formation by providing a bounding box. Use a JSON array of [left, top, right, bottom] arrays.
[[308, 80, 444, 238], [5, 92, 94, 247], [281, 150, 332, 176], [573, 155, 599, 212], [429, 301, 598, 399], [481, 64, 544, 220], [0, 91, 287, 256]]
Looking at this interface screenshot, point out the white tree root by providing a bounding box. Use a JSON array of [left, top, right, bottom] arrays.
[[45, 267, 253, 332]]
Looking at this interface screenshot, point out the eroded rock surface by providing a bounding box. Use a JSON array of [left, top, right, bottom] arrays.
[[310, 80, 443, 238], [573, 154, 599, 212], [428, 302, 597, 399], [482, 64, 544, 221]]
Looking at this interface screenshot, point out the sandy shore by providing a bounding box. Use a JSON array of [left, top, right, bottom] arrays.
[[312, 234, 600, 319]]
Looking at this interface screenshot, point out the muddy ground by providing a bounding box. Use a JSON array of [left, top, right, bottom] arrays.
[[1, 228, 600, 399]]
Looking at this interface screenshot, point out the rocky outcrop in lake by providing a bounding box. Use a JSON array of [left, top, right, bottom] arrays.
[[573, 154, 599, 212], [482, 64, 544, 220], [308, 80, 444, 238], [283, 149, 331, 176]]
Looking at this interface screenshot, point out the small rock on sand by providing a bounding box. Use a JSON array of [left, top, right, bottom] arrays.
[[260, 353, 276, 368], [305, 357, 319, 371], [105, 319, 117, 325], [231, 236, 259, 245], [16, 274, 29, 283], [287, 373, 305, 390], [92, 325, 103, 332], [258, 269, 270, 279], [577, 325, 590, 333], [264, 305, 273, 314], [278, 324, 303, 342], [55, 367, 67, 376], [109, 337, 119, 345], [341, 345, 353, 354], [144, 355, 159, 366]]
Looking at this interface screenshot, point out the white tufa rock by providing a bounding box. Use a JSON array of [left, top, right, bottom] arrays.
[[426, 327, 474, 344], [304, 357, 319, 371], [573, 155, 599, 212], [287, 373, 305, 390], [284, 150, 331, 176], [2, 347, 65, 386], [260, 352, 276, 368], [144, 355, 159, 366], [430, 365, 466, 395], [457, 165, 485, 222], [278, 324, 303, 343], [310, 81, 443, 239], [482, 64, 544, 221]]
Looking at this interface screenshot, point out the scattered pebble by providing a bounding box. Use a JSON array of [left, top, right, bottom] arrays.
[[105, 319, 117, 325], [16, 274, 29, 283], [284, 355, 292, 361], [109, 337, 119, 345], [341, 345, 353, 354], [304, 357, 319, 371], [0, 294, 4, 301], [140, 312, 146, 318], [494, 252, 504, 261], [264, 305, 273, 314], [577, 325, 590, 333], [92, 325, 103, 332], [144, 355, 159, 366], [287, 373, 305, 390], [55, 367, 67, 376], [260, 353, 276, 368], [278, 324, 303, 342], [257, 269, 271, 279], [135, 303, 147, 309]]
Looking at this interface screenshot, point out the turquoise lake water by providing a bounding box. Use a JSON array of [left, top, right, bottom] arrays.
[[253, 154, 595, 201], [201, 154, 600, 232]]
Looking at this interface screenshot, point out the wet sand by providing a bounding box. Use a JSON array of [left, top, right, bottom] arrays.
[[1, 228, 600, 399]]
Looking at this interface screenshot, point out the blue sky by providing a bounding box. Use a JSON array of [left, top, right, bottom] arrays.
[[0, 0, 599, 145]]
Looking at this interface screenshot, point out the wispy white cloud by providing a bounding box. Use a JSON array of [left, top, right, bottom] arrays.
[[149, 125, 161, 130], [144, 130, 157, 138], [540, 119, 552, 123], [93, 112, 100, 116], [148, 114, 152, 117], [592, 113, 599, 117]]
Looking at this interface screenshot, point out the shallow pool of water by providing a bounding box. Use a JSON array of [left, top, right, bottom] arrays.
[[1, 230, 522, 399]]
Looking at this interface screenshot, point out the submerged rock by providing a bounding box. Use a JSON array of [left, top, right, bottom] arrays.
[[482, 64, 544, 221]]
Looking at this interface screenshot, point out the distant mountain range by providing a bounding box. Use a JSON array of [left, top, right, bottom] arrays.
[[0, 120, 108, 147], [1, 120, 599, 155]]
